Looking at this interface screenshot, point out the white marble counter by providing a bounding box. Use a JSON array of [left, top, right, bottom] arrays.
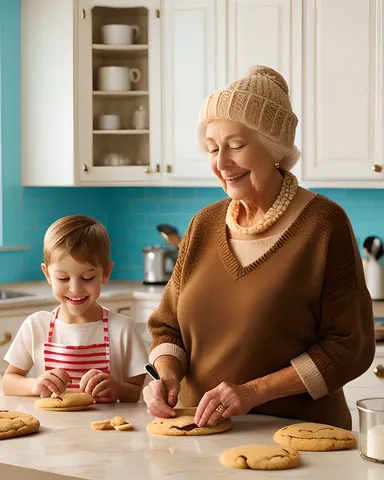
[[0, 397, 383, 480], [0, 280, 165, 310]]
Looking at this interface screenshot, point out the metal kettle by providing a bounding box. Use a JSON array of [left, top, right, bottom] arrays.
[[142, 245, 177, 285]]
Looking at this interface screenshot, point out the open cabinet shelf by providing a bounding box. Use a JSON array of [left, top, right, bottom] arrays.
[[93, 90, 149, 98], [93, 129, 149, 134], [92, 43, 148, 59]]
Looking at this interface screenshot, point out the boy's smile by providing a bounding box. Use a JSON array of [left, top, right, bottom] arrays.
[[41, 252, 113, 323]]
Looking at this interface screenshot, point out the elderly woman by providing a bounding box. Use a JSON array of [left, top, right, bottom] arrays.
[[143, 65, 375, 430]]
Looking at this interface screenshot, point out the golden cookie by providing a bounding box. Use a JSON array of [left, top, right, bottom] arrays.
[[0, 411, 40, 440], [273, 422, 356, 451], [147, 415, 232, 436], [220, 444, 300, 470], [34, 392, 94, 411]]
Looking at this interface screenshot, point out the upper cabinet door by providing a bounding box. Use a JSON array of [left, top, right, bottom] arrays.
[[227, 0, 303, 180], [227, 0, 293, 83], [162, 0, 225, 183], [302, 0, 382, 182], [77, 0, 161, 184]]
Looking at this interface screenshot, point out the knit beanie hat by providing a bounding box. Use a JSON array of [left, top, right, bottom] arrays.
[[198, 65, 298, 147]]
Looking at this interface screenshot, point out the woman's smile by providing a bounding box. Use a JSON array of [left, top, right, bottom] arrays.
[[224, 171, 250, 183]]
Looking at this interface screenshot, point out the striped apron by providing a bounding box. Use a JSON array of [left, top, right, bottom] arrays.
[[44, 306, 111, 391]]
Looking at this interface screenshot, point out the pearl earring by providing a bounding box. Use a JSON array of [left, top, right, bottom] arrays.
[[274, 162, 280, 169]]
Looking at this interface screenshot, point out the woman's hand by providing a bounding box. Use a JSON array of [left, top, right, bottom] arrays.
[[33, 368, 71, 398], [79, 369, 120, 403], [143, 375, 181, 418], [194, 382, 257, 427]]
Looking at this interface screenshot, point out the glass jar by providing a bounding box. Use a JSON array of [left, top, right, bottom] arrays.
[[357, 398, 384, 463]]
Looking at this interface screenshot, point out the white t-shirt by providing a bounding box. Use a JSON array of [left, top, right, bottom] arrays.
[[4, 308, 148, 383]]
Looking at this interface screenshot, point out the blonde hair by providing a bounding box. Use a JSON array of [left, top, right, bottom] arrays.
[[43, 215, 110, 270]]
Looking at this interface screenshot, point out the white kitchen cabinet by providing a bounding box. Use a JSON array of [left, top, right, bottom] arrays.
[[227, 0, 303, 182], [161, 0, 225, 184], [301, 0, 384, 186], [227, 0, 296, 84], [0, 315, 26, 375], [22, 0, 161, 186], [134, 299, 158, 347], [161, 0, 302, 185]]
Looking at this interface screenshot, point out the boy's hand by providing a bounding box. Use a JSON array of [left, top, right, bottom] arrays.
[[33, 369, 71, 397], [79, 369, 120, 403]]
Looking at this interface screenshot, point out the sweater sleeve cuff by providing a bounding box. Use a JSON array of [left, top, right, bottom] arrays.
[[149, 343, 188, 374], [291, 353, 329, 400]]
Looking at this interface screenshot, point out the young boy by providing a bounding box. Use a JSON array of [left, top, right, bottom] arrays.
[[2, 215, 148, 402]]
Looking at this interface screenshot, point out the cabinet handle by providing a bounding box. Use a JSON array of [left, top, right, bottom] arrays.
[[374, 364, 384, 378], [82, 164, 88, 172], [156, 164, 161, 173], [82, 8, 86, 19], [166, 164, 172, 173], [372, 164, 383, 173], [0, 331, 12, 346]]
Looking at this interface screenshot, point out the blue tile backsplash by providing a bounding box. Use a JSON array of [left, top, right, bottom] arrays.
[[1, 0, 384, 284]]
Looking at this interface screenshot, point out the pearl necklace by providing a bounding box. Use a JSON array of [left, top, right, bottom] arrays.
[[225, 171, 298, 234]]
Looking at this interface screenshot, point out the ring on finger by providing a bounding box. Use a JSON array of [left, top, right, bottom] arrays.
[[215, 402, 226, 414]]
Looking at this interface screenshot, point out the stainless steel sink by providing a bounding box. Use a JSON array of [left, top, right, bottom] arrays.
[[0, 290, 34, 300]]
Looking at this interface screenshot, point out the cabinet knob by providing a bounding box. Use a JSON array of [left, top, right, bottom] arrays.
[[374, 364, 384, 378], [166, 164, 172, 173], [372, 164, 383, 173], [144, 167, 151, 174], [0, 331, 12, 346], [82, 164, 88, 172]]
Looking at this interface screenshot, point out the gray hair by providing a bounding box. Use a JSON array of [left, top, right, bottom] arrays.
[[255, 131, 301, 171], [198, 122, 301, 171]]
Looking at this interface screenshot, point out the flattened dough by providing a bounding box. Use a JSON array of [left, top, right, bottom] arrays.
[[147, 415, 232, 436], [273, 422, 356, 451], [0, 411, 40, 440], [220, 444, 300, 470], [34, 392, 94, 411]]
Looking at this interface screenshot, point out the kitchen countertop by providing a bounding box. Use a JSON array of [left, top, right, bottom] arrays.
[[0, 397, 383, 480], [0, 280, 165, 310]]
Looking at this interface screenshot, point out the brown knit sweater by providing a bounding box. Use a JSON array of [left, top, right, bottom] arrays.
[[147, 195, 375, 429]]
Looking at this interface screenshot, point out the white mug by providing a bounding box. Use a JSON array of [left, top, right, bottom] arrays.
[[98, 66, 141, 91], [98, 114, 121, 130], [101, 24, 140, 45]]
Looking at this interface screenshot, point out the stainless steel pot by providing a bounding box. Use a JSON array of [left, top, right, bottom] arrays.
[[142, 246, 177, 285]]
